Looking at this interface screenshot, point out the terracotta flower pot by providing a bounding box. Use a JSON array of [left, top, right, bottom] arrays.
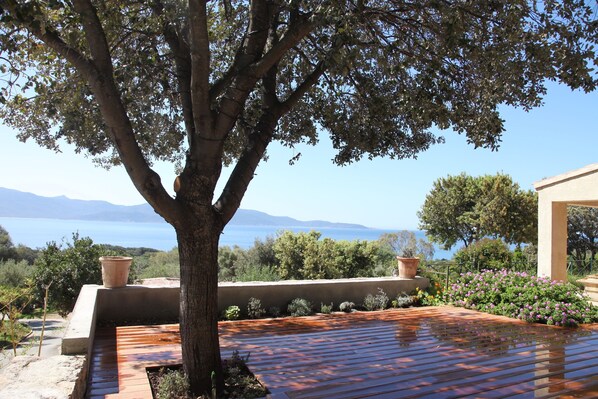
[[100, 256, 132, 288], [397, 256, 420, 279]]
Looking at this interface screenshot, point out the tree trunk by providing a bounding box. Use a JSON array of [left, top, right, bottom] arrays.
[[177, 221, 223, 395]]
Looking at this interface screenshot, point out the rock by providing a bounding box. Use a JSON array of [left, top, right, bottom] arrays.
[[0, 355, 87, 399]]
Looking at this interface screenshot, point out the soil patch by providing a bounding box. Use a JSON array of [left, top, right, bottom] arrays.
[[147, 352, 268, 399]]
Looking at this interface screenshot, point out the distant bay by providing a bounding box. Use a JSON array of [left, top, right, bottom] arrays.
[[0, 217, 456, 259]]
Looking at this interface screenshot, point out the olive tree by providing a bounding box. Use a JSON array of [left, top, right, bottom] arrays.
[[418, 173, 538, 249], [0, 225, 16, 262], [1, 0, 596, 394]]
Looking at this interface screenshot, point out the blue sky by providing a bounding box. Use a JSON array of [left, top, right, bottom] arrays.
[[0, 81, 596, 229]]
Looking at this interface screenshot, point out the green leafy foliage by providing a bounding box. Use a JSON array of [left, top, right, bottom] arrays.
[[155, 368, 190, 399], [31, 234, 105, 316], [223, 306, 241, 321], [454, 238, 513, 272], [320, 302, 333, 314], [221, 351, 268, 399], [268, 306, 281, 318], [273, 231, 338, 280], [136, 248, 180, 280], [287, 298, 312, 317], [273, 231, 394, 280], [218, 239, 280, 282], [0, 1, 596, 169], [0, 225, 16, 262], [247, 297, 266, 319], [446, 270, 598, 327], [214, 231, 397, 282], [379, 231, 434, 259], [0, 259, 33, 288], [567, 206, 598, 274], [339, 301, 355, 313], [0, 284, 33, 353], [414, 281, 444, 306], [418, 173, 537, 249], [392, 293, 414, 308], [363, 288, 389, 311]]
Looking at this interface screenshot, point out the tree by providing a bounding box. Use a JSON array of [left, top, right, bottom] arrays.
[[418, 173, 537, 249], [32, 233, 104, 316], [378, 231, 434, 260], [1, 1, 596, 394], [0, 225, 16, 261], [567, 206, 598, 273]]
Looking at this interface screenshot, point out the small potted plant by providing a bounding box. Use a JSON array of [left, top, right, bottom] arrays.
[[396, 247, 420, 279], [380, 231, 432, 279], [99, 256, 133, 288]]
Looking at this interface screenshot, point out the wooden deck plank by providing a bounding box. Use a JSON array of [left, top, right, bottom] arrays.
[[86, 306, 598, 398]]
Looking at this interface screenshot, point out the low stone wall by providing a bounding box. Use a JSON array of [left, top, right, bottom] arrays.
[[96, 277, 429, 322], [63, 276, 429, 355], [218, 277, 428, 314], [0, 355, 87, 399]]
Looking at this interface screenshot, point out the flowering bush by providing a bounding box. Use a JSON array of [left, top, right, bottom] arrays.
[[445, 269, 598, 327], [414, 280, 444, 306]]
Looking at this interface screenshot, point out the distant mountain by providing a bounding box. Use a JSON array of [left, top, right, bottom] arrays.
[[0, 187, 367, 229]]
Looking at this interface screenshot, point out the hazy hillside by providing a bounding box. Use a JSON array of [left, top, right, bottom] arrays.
[[0, 187, 367, 229]]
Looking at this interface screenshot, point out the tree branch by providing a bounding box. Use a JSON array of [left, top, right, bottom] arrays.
[[188, 0, 214, 141], [66, 0, 181, 224], [250, 12, 314, 79], [150, 0, 195, 145], [214, 110, 277, 225], [72, 0, 113, 74], [214, 4, 311, 137], [278, 60, 326, 116]]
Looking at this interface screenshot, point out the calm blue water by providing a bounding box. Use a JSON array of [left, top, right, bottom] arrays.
[[0, 217, 456, 259]]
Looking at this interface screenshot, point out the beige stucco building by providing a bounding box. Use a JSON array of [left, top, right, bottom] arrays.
[[534, 163, 598, 281]]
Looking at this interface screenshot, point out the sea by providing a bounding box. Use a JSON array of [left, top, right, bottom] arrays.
[[0, 217, 457, 259]]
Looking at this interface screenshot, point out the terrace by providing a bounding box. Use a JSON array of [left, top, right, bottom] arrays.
[[10, 162, 598, 398], [53, 253, 598, 399], [86, 306, 598, 398]]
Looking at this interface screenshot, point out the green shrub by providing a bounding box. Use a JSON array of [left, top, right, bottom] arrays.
[[223, 305, 241, 321], [137, 248, 180, 279], [0, 285, 34, 352], [287, 298, 312, 317], [320, 302, 333, 314], [363, 288, 389, 311], [32, 234, 106, 316], [235, 264, 279, 282], [273, 231, 389, 280], [413, 280, 445, 306], [155, 368, 189, 399], [218, 245, 244, 281], [0, 259, 33, 288], [268, 306, 281, 318], [446, 270, 598, 326], [247, 297, 266, 319], [339, 301, 355, 313], [392, 292, 414, 308], [454, 238, 512, 272]]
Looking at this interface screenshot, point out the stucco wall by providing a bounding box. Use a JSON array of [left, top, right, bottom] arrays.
[[534, 164, 598, 280], [95, 277, 429, 323]]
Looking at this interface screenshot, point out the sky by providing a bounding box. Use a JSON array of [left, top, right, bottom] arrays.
[[0, 81, 597, 230]]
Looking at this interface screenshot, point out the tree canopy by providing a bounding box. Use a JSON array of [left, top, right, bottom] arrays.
[[1, 0, 597, 394], [418, 173, 538, 249], [0, 225, 15, 261]]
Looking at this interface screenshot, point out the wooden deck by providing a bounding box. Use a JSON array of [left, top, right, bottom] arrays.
[[86, 306, 598, 398]]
